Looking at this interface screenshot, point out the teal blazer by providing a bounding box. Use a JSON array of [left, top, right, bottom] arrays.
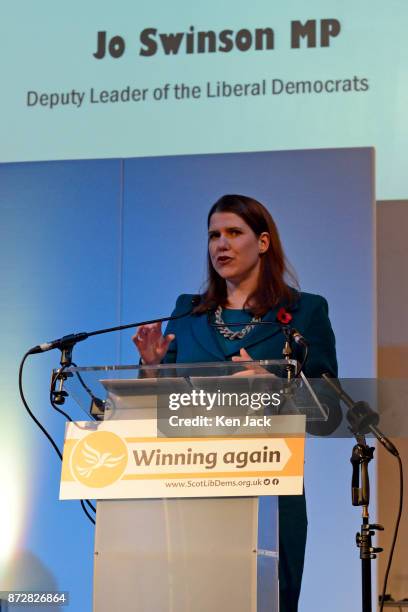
[[163, 291, 339, 612], [164, 291, 337, 379]]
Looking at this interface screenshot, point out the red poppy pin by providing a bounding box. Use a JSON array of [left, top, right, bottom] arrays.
[[276, 307, 293, 325]]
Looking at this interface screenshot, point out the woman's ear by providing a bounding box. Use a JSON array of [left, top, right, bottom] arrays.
[[259, 232, 270, 254]]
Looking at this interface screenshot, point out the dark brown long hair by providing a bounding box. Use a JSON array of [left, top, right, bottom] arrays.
[[194, 194, 298, 316]]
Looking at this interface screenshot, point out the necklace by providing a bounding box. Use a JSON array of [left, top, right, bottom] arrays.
[[214, 305, 261, 340]]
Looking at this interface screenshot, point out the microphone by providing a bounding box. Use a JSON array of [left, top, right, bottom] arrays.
[[29, 333, 89, 355], [290, 329, 309, 347], [28, 295, 201, 355], [322, 374, 399, 457]]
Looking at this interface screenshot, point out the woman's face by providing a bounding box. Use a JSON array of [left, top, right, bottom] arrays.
[[208, 212, 270, 285]]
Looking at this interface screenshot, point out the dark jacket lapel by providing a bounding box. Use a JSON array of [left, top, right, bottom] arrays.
[[190, 311, 225, 360]]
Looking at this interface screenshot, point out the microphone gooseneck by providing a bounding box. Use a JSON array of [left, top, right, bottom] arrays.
[[27, 294, 201, 356]]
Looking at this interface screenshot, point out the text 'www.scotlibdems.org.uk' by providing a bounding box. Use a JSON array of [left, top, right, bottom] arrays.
[[164, 477, 279, 489]]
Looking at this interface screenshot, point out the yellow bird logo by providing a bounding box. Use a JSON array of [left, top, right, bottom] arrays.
[[76, 441, 126, 478], [70, 431, 128, 487]]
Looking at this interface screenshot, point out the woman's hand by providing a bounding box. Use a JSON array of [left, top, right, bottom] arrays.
[[231, 348, 258, 376], [231, 348, 276, 377], [132, 322, 175, 365]]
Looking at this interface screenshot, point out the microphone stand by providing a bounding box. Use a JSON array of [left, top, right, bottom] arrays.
[[281, 325, 296, 381], [322, 375, 400, 612], [350, 433, 383, 612]]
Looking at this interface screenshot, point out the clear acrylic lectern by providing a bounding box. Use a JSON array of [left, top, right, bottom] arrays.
[[63, 360, 323, 612]]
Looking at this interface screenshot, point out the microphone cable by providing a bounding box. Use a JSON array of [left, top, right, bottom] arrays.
[[18, 351, 96, 524], [295, 342, 308, 376], [49, 363, 96, 517], [379, 452, 404, 612]]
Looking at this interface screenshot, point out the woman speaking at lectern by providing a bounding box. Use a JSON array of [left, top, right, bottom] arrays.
[[132, 194, 338, 612]]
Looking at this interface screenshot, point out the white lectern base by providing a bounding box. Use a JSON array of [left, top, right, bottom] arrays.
[[94, 496, 278, 612]]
